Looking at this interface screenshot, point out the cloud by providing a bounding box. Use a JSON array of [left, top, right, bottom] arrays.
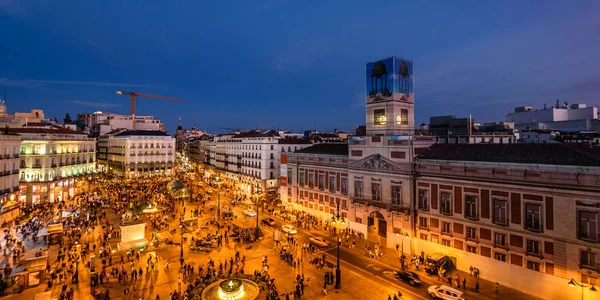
[[0, 78, 158, 88], [64, 100, 122, 108]]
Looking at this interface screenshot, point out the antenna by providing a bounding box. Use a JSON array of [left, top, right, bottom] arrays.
[[3, 90, 6, 102]]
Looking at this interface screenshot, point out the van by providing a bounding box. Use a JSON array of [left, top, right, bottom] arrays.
[[427, 285, 465, 300], [425, 253, 454, 275]]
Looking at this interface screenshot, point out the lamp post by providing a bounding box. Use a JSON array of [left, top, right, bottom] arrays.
[[396, 231, 409, 270], [216, 175, 222, 220], [569, 278, 597, 300], [179, 223, 184, 261], [254, 191, 261, 242], [331, 200, 345, 289]]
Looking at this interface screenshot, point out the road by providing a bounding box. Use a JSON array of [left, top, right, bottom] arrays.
[[256, 214, 433, 300]]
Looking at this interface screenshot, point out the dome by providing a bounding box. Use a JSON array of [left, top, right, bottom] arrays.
[[371, 61, 387, 78]]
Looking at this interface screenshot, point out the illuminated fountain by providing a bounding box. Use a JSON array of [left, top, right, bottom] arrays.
[[201, 278, 260, 300]]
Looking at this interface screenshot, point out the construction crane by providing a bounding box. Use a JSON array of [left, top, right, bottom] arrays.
[[116, 90, 186, 130]]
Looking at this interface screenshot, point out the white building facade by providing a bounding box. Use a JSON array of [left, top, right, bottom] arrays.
[[105, 130, 175, 178], [12, 126, 96, 206], [0, 134, 22, 223], [204, 130, 312, 195], [90, 111, 164, 137]]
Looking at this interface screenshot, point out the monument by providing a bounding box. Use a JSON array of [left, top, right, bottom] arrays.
[[118, 220, 149, 251]]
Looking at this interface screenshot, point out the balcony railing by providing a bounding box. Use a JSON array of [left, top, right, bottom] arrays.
[[51, 163, 57, 167], [579, 260, 600, 272], [32, 164, 42, 168], [578, 233, 600, 243], [466, 236, 479, 243], [11, 170, 18, 174]]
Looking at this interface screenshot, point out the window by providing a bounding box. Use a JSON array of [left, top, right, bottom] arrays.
[[467, 245, 478, 254], [582, 274, 598, 286], [440, 192, 452, 215], [442, 239, 451, 247], [374, 109, 386, 125], [493, 199, 508, 225], [391, 185, 401, 205], [354, 181, 363, 198], [270, 145, 273, 150], [341, 178, 348, 195], [578, 210, 598, 242], [287, 188, 292, 196], [441, 222, 451, 234], [355, 218, 362, 224], [527, 261, 541, 272], [581, 250, 596, 268], [287, 169, 293, 184], [526, 239, 540, 255], [494, 252, 507, 262], [329, 176, 336, 192], [299, 172, 305, 186], [466, 227, 477, 240], [418, 189, 429, 210], [372, 183, 381, 201], [342, 200, 348, 209], [525, 203, 542, 232], [318, 174, 325, 189], [464, 195, 478, 220], [308, 173, 314, 188], [419, 217, 428, 229], [400, 109, 409, 125], [495, 233, 506, 247]]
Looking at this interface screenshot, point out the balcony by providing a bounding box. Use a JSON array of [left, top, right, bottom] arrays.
[[465, 213, 479, 221], [466, 236, 479, 243], [32, 164, 42, 168], [494, 242, 509, 251], [578, 233, 600, 243], [0, 155, 3, 159], [441, 231, 453, 237], [51, 163, 57, 168], [14, 154, 19, 158], [11, 170, 18, 174], [579, 260, 600, 272], [526, 249, 544, 259]]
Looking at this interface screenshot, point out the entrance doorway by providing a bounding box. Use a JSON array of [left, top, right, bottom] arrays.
[[367, 211, 387, 244]]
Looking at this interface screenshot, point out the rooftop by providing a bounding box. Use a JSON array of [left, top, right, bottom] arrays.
[[278, 138, 312, 144], [9, 127, 87, 135], [417, 143, 600, 166], [294, 143, 348, 156], [233, 130, 279, 139], [114, 130, 171, 137]]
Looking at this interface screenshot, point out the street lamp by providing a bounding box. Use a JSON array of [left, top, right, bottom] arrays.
[[331, 199, 345, 289], [254, 191, 262, 242], [569, 278, 597, 300], [179, 224, 184, 262], [396, 231, 409, 269]]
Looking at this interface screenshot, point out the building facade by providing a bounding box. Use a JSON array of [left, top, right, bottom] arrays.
[[204, 130, 312, 194], [88, 111, 164, 137], [12, 125, 96, 205], [104, 130, 175, 178], [414, 143, 600, 300], [0, 134, 22, 223], [280, 143, 351, 224]]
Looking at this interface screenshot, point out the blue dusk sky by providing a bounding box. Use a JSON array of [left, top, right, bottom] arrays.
[[1, 1, 599, 134]]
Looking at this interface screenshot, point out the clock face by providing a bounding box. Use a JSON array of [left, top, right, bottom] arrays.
[[396, 115, 402, 125]]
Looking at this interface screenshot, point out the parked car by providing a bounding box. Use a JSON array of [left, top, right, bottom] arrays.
[[425, 253, 453, 275], [427, 285, 464, 300], [309, 237, 330, 247], [243, 209, 257, 217], [261, 217, 275, 226], [281, 225, 297, 234], [394, 270, 422, 286]]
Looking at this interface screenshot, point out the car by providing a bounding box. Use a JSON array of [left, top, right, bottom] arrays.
[[427, 285, 465, 300], [261, 217, 275, 226], [309, 237, 330, 247], [206, 189, 213, 194], [281, 225, 297, 234], [394, 270, 422, 286], [243, 209, 257, 217]]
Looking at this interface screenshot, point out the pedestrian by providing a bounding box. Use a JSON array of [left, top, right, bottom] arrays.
[[495, 282, 499, 296], [397, 291, 403, 300], [475, 281, 480, 293], [462, 278, 466, 289]]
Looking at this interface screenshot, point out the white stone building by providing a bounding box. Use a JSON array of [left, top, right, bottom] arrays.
[[89, 111, 164, 137], [104, 130, 175, 178], [0, 133, 22, 223], [205, 130, 312, 194], [11, 125, 96, 205]]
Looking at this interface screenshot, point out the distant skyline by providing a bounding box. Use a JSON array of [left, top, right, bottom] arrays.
[[2, 1, 600, 134]]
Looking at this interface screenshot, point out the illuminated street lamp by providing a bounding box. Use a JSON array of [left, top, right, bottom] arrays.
[[331, 199, 345, 289], [569, 278, 597, 300], [254, 191, 262, 242], [396, 231, 409, 269]]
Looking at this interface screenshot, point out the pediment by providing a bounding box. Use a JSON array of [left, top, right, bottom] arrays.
[[350, 153, 401, 171]]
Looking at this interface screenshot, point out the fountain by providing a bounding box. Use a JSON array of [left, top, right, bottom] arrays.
[[201, 278, 260, 300]]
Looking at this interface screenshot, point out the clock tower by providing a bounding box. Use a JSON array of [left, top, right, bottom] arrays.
[[365, 56, 414, 136]]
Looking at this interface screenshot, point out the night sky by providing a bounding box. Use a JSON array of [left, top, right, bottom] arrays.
[[1, 1, 599, 134]]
